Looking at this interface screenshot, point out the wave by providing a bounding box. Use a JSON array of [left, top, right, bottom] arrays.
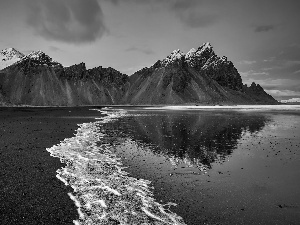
[[46, 109, 186, 225]]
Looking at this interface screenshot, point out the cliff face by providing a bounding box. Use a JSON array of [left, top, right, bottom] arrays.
[[124, 43, 277, 105], [123, 60, 230, 105], [185, 43, 243, 91], [0, 54, 129, 106], [242, 82, 277, 104], [0, 44, 278, 106]]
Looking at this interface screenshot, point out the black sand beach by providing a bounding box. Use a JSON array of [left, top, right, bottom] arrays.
[[1, 106, 300, 225], [103, 108, 300, 225], [0, 107, 103, 225]]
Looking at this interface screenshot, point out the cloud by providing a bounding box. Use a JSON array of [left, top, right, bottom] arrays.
[[105, 0, 119, 5], [107, 0, 217, 28], [238, 60, 256, 65], [277, 45, 300, 61], [177, 11, 217, 28], [253, 79, 300, 92], [263, 57, 276, 62], [26, 0, 107, 43], [254, 25, 275, 32], [49, 46, 61, 52], [262, 67, 274, 71], [240, 70, 269, 78], [265, 89, 300, 100], [125, 47, 154, 55], [293, 69, 300, 74], [281, 97, 300, 102], [244, 78, 300, 100], [168, 0, 217, 28], [259, 45, 300, 81]]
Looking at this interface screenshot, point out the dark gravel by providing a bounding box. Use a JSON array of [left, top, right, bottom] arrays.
[[0, 107, 103, 225]]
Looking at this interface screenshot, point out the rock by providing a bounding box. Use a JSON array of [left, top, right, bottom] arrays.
[[0, 44, 278, 106]]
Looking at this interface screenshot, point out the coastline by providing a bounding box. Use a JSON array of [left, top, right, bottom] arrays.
[[0, 107, 104, 225], [2, 105, 300, 224]]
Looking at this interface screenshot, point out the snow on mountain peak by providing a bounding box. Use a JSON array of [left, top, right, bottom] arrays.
[[196, 42, 213, 54], [0, 47, 25, 70], [24, 50, 60, 66], [184, 42, 215, 67], [28, 50, 45, 59], [202, 42, 212, 49], [185, 48, 196, 59], [170, 49, 184, 59], [1, 47, 24, 60], [162, 49, 184, 66]]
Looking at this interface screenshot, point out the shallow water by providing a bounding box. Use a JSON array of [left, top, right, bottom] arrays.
[[49, 106, 300, 224], [101, 108, 300, 224]]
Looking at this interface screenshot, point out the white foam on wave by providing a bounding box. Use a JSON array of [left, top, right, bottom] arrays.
[[47, 109, 186, 225]]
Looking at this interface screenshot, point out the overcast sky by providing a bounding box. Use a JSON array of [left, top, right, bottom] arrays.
[[0, 0, 300, 100]]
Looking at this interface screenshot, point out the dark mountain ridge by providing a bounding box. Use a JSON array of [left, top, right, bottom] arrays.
[[0, 43, 278, 106], [123, 43, 276, 105], [0, 52, 129, 106]]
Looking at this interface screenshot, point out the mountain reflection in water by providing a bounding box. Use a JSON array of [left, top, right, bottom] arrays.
[[102, 110, 271, 169]]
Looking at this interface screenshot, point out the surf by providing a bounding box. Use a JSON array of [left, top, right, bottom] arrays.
[[47, 109, 186, 225]]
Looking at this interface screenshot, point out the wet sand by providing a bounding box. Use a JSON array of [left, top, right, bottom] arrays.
[[105, 108, 300, 224], [0, 107, 103, 225], [1, 106, 300, 224]]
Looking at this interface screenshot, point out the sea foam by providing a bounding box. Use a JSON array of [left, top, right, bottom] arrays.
[[47, 109, 186, 225]]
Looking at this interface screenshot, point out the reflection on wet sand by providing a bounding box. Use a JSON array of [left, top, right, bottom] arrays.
[[101, 109, 300, 224], [104, 111, 270, 170]]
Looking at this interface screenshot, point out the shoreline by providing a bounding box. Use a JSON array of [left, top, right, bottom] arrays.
[[2, 106, 300, 224], [46, 109, 186, 224], [104, 108, 300, 224], [0, 107, 104, 225], [0, 103, 285, 108]]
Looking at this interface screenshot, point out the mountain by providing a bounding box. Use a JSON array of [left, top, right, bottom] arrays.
[[0, 44, 278, 106], [0, 50, 129, 106], [123, 43, 277, 105], [0, 48, 25, 70]]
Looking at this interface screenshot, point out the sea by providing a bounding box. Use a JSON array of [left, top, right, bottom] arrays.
[[47, 105, 300, 225]]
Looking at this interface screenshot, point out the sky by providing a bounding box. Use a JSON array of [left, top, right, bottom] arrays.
[[0, 0, 300, 101]]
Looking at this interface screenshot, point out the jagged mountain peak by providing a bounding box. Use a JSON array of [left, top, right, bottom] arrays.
[[160, 42, 216, 68], [0, 47, 24, 59], [185, 48, 197, 59], [186, 42, 213, 56], [185, 42, 215, 66], [199, 42, 212, 50], [196, 42, 214, 55], [27, 50, 45, 59], [19, 50, 61, 67], [162, 49, 184, 66], [0, 47, 25, 70]]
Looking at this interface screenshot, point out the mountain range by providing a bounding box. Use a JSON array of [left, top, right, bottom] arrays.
[[0, 43, 278, 106]]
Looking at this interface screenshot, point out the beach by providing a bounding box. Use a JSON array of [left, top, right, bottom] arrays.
[[0, 107, 103, 225], [1, 106, 300, 224], [102, 106, 300, 224]]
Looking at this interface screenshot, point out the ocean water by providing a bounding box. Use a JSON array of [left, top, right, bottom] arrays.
[[48, 106, 300, 224]]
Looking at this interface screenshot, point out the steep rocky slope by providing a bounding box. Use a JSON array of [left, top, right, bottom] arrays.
[[0, 44, 277, 106], [0, 51, 129, 106], [124, 43, 277, 105]]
